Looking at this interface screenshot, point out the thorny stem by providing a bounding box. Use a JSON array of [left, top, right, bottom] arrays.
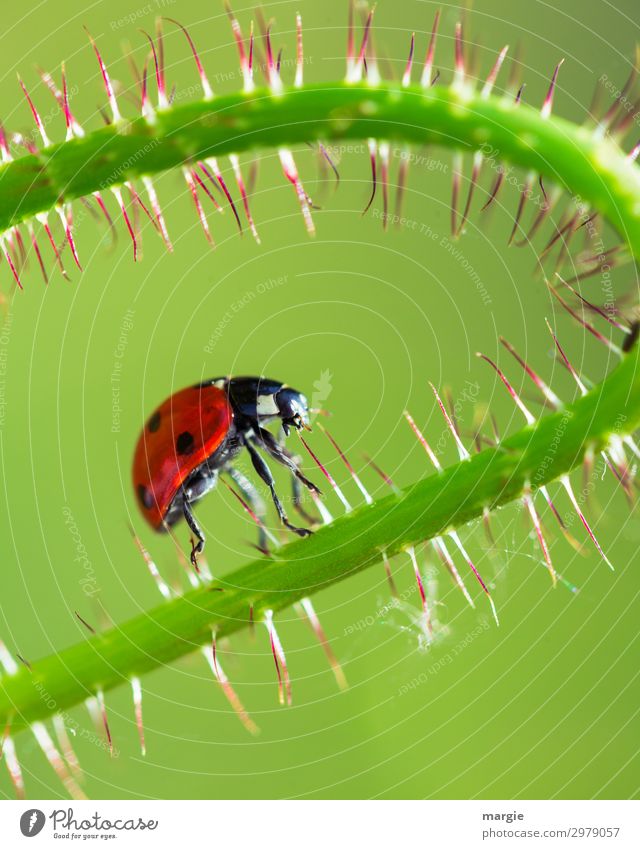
[[2, 84, 640, 255], [1, 348, 639, 731], [0, 82, 639, 732]]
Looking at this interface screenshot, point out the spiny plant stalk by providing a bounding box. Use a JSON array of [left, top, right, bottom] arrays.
[[2, 86, 640, 254], [1, 347, 640, 732], [0, 6, 639, 790]]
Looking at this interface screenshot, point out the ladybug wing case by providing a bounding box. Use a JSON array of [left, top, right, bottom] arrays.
[[132, 384, 234, 529]]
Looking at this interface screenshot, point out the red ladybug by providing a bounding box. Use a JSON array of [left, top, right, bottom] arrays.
[[132, 376, 320, 563]]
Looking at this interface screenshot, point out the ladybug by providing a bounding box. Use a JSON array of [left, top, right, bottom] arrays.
[[132, 376, 321, 563]]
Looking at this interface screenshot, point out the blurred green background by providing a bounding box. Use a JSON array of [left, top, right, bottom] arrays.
[[0, 0, 638, 800]]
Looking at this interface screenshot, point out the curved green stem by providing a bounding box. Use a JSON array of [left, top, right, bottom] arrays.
[[3, 84, 640, 258], [1, 347, 639, 731], [0, 80, 639, 733]]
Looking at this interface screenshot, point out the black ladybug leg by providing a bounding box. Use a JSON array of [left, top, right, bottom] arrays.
[[226, 466, 269, 551], [289, 471, 318, 525], [255, 426, 322, 498], [243, 440, 312, 538], [276, 429, 318, 524], [182, 498, 205, 566]]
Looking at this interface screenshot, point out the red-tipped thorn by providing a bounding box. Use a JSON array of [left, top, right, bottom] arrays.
[[395, 148, 409, 219], [545, 319, 588, 395], [379, 141, 390, 225], [0, 236, 23, 289], [183, 168, 214, 244], [404, 410, 442, 470], [451, 152, 462, 235], [264, 610, 292, 706], [453, 22, 466, 90], [541, 59, 564, 119], [515, 182, 559, 247], [457, 150, 483, 237], [130, 524, 173, 600], [561, 476, 613, 569], [362, 138, 378, 216], [32, 722, 87, 799], [508, 173, 534, 245], [263, 26, 283, 93], [523, 492, 557, 585], [481, 169, 505, 212], [299, 434, 351, 511], [482, 45, 509, 97], [429, 382, 470, 460], [364, 453, 401, 494], [1, 733, 25, 799], [407, 546, 432, 633], [111, 187, 138, 259], [546, 273, 627, 354], [547, 278, 621, 353], [92, 191, 117, 246], [53, 714, 83, 782], [381, 550, 399, 598], [226, 4, 255, 92], [229, 154, 260, 243], [96, 689, 114, 757], [36, 214, 68, 279], [319, 424, 373, 505], [140, 27, 168, 109], [449, 529, 499, 625], [294, 14, 304, 88], [17, 76, 51, 148], [207, 638, 259, 735], [191, 168, 222, 211], [357, 7, 375, 80], [201, 160, 242, 233], [142, 177, 173, 251], [280, 148, 315, 235], [299, 598, 347, 690], [164, 18, 213, 99], [75, 611, 96, 634], [0, 124, 11, 164], [402, 33, 415, 87], [57, 205, 82, 270], [476, 352, 536, 425], [432, 536, 474, 607], [84, 28, 122, 122], [38, 65, 83, 140], [499, 336, 563, 408], [599, 48, 640, 134], [131, 677, 146, 756], [421, 10, 441, 87]]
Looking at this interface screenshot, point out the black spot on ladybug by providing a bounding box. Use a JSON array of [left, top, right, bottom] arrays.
[[148, 410, 161, 432], [137, 484, 154, 510], [176, 431, 195, 455]]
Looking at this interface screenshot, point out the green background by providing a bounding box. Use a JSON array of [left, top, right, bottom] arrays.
[[0, 0, 638, 799]]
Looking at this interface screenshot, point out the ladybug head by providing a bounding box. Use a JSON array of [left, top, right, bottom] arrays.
[[275, 387, 311, 435]]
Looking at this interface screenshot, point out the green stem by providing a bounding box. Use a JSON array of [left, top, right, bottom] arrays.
[[2, 84, 640, 258], [0, 80, 638, 732], [1, 347, 639, 731]]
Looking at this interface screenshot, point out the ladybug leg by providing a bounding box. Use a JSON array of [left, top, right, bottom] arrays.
[[255, 426, 322, 498], [226, 465, 268, 551], [182, 497, 205, 566], [275, 428, 318, 524], [243, 439, 312, 538]]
